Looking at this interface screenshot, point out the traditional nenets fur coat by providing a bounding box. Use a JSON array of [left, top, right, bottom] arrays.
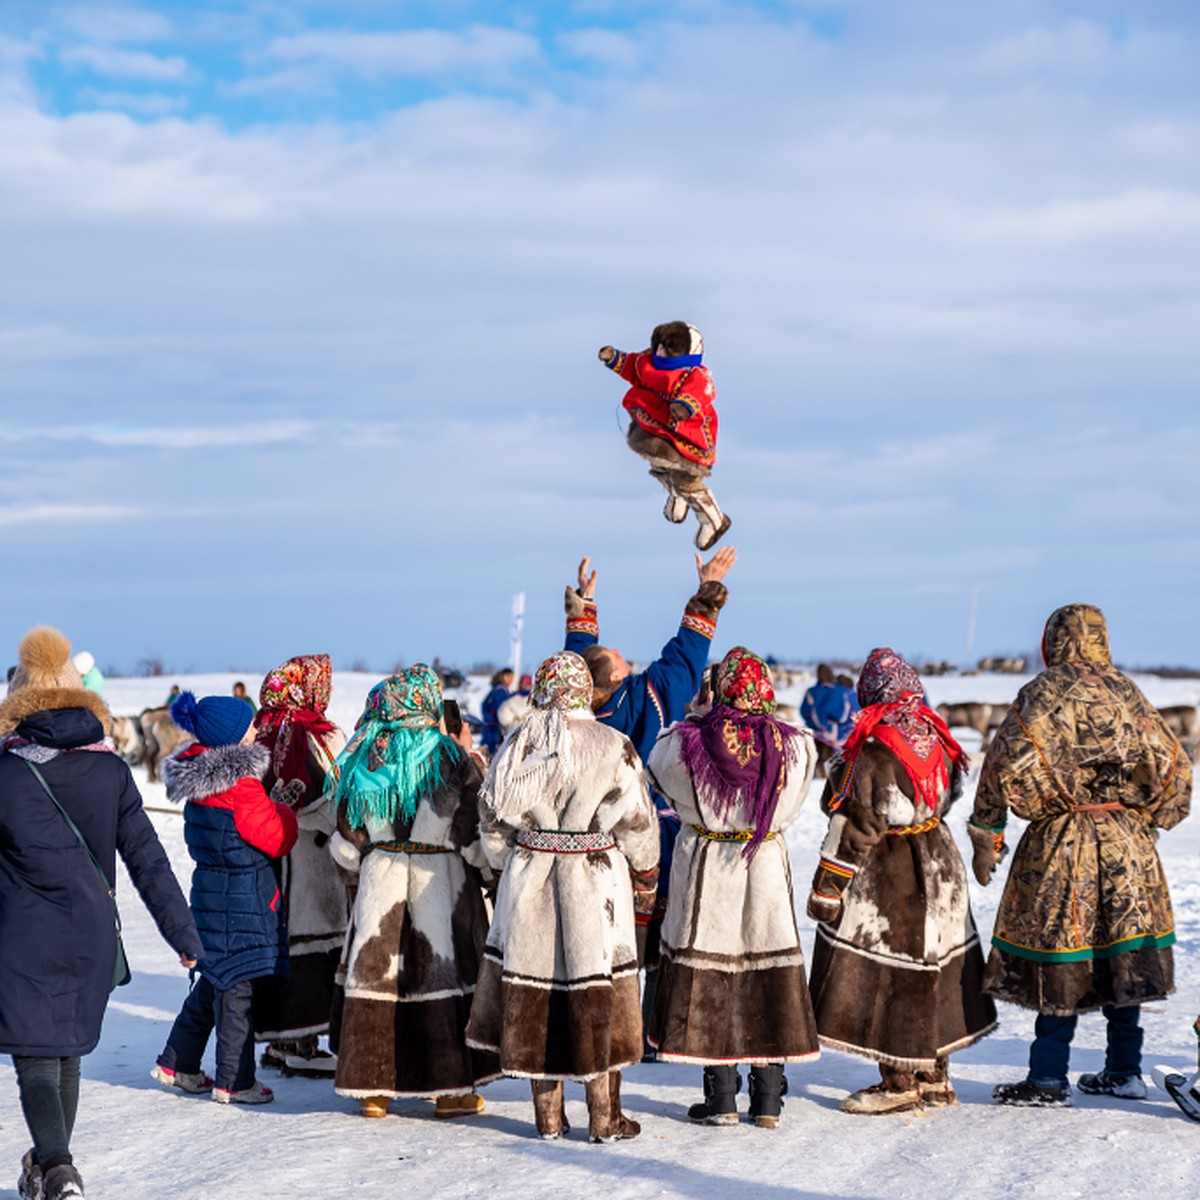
[[252, 654, 349, 1051], [465, 651, 660, 1142], [329, 666, 498, 1102], [647, 648, 820, 1067], [970, 604, 1193, 1016], [807, 648, 997, 1112]]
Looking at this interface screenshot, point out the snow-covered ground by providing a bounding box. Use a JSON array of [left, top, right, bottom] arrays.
[[3, 672, 1200, 1198]]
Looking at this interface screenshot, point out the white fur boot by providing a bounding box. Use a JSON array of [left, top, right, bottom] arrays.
[[684, 486, 732, 551]]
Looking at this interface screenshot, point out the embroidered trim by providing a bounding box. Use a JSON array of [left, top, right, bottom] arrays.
[[827, 759, 857, 813], [681, 610, 716, 640], [646, 680, 665, 729], [368, 840, 450, 854], [885, 815, 941, 836], [817, 854, 857, 880], [515, 828, 616, 854], [566, 601, 598, 638], [691, 824, 779, 843]]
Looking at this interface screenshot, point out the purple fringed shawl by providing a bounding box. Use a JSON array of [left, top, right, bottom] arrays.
[[674, 702, 803, 859]]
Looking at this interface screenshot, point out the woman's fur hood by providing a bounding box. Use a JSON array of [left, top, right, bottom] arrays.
[[0, 625, 112, 737], [164, 742, 270, 804]]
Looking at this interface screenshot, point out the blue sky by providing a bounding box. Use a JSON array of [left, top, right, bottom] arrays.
[[1, 1, 1198, 676]]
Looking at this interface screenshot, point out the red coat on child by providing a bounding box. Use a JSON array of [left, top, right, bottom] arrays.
[[605, 349, 718, 469]]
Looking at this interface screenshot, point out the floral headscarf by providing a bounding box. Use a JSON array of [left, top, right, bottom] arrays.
[[483, 651, 609, 821], [253, 653, 338, 799], [531, 651, 594, 711], [674, 647, 802, 859], [332, 664, 460, 830], [839, 647, 967, 812]]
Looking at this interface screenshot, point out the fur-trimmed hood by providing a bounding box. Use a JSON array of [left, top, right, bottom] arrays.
[[164, 742, 270, 804], [0, 686, 111, 738]]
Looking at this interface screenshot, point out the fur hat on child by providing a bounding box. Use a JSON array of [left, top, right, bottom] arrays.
[[171, 691, 254, 748], [0, 626, 110, 736], [651, 320, 703, 369]]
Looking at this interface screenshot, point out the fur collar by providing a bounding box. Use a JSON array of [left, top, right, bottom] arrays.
[[164, 742, 270, 804], [0, 686, 112, 737]]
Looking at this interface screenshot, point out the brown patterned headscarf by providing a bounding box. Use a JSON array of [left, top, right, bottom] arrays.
[[254, 653, 338, 798], [1042, 604, 1111, 668], [840, 647, 967, 813]]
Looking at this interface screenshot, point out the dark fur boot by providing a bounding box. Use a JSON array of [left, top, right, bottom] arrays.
[[688, 1065, 741, 1125], [531, 1079, 569, 1139], [748, 1064, 787, 1128], [585, 1073, 613, 1142]]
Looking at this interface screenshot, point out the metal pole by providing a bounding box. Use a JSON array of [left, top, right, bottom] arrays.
[[510, 591, 526, 683]]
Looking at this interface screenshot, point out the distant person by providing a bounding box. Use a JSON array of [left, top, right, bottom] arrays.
[[480, 668, 514, 755], [835, 672, 860, 737], [800, 664, 850, 775], [72, 651, 104, 696], [153, 692, 298, 1105], [972, 604, 1192, 1106], [1, 627, 201, 1200], [164, 683, 182, 707], [232, 680, 257, 713], [496, 673, 533, 739]]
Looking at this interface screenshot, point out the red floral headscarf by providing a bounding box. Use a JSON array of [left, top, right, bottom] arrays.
[[839, 647, 967, 812], [254, 653, 338, 799]]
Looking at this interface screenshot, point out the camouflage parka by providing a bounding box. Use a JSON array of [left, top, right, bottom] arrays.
[[972, 604, 1192, 1015]]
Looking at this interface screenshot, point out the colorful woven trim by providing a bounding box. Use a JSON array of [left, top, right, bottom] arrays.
[[681, 609, 717, 640], [817, 854, 857, 881], [369, 840, 450, 854], [691, 824, 779, 843], [515, 828, 617, 854], [992, 928, 1176, 963], [827, 759, 858, 813], [566, 601, 598, 638], [885, 815, 941, 836]]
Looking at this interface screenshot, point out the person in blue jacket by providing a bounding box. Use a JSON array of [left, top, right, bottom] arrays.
[[152, 692, 298, 1106], [0, 627, 202, 1200], [564, 546, 736, 1057], [480, 668, 514, 755], [800, 664, 852, 776]]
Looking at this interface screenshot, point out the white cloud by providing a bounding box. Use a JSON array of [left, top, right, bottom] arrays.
[[555, 28, 640, 70], [53, 6, 175, 45], [1, 422, 316, 450], [975, 20, 1111, 73], [262, 25, 542, 77], [0, 503, 143, 527], [59, 44, 195, 82], [77, 88, 188, 116]]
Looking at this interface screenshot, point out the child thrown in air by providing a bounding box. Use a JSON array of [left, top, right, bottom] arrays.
[[599, 321, 731, 550]]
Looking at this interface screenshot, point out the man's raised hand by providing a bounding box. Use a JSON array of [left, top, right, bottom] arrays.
[[577, 556, 597, 599], [696, 545, 737, 585]]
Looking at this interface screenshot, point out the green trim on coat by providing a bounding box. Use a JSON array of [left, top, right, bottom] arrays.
[[992, 929, 1175, 963]]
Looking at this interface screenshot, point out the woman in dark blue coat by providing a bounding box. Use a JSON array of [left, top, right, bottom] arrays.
[[0, 626, 201, 1200]]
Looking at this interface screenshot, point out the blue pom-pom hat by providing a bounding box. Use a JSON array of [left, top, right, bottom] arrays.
[[170, 691, 254, 747]]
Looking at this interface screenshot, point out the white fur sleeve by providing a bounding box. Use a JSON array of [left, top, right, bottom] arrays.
[[328, 829, 362, 875]]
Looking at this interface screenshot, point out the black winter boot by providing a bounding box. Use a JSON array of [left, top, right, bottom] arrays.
[[748, 1064, 787, 1128], [688, 1066, 741, 1125]]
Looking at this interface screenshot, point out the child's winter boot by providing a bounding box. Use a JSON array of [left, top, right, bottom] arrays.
[[359, 1095, 389, 1119], [688, 1065, 741, 1125], [991, 1078, 1070, 1107], [150, 1064, 215, 1094], [212, 1079, 274, 1105], [747, 1064, 787, 1128], [681, 485, 732, 551]]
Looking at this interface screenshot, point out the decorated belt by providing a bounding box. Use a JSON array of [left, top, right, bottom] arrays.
[[691, 824, 778, 842], [1070, 802, 1125, 813], [885, 815, 941, 836], [516, 829, 616, 854], [369, 840, 450, 854]]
